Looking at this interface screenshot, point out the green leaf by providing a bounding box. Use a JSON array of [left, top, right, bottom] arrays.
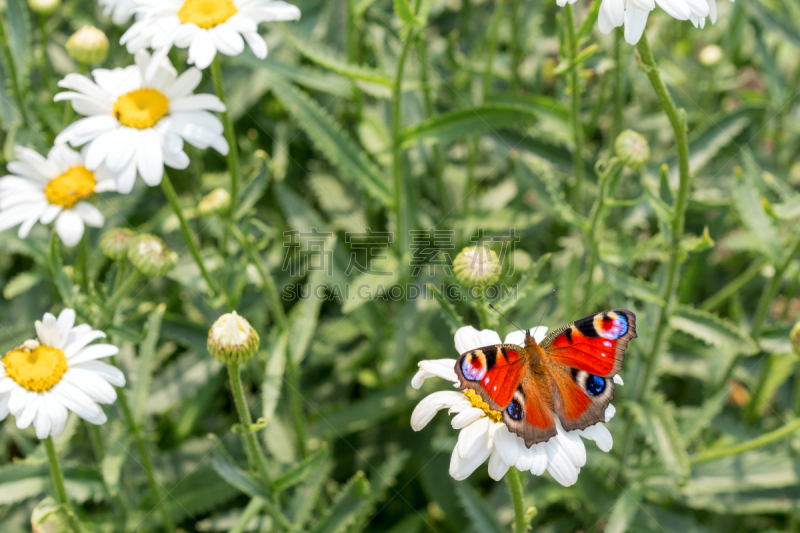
[[101, 424, 131, 497], [399, 104, 538, 147], [3, 270, 44, 299], [210, 447, 267, 499], [349, 451, 411, 531], [286, 456, 332, 527], [132, 303, 166, 424], [632, 394, 691, 480], [266, 74, 393, 206], [495, 252, 552, 314], [516, 158, 587, 229], [145, 350, 223, 415], [426, 283, 466, 332], [48, 231, 74, 305], [289, 267, 330, 364], [272, 443, 329, 492], [454, 481, 504, 533], [680, 227, 715, 254], [0, 463, 104, 505], [601, 265, 665, 305], [731, 165, 782, 262], [3, 0, 32, 89], [263, 330, 288, 427], [670, 306, 758, 356], [393, 0, 416, 25], [342, 261, 400, 314], [488, 93, 569, 121], [747, 1, 800, 48], [233, 163, 270, 220], [747, 352, 796, 418], [604, 483, 643, 533], [311, 472, 370, 533]]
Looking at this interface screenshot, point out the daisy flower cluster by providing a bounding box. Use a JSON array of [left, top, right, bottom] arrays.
[[411, 326, 621, 487]]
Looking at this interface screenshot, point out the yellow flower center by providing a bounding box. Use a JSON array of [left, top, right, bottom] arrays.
[[113, 88, 170, 129], [464, 389, 503, 423], [4, 345, 68, 393], [44, 166, 96, 208], [178, 0, 238, 29]]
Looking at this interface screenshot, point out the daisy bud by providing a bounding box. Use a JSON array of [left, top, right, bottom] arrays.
[[453, 246, 500, 288], [615, 130, 650, 170], [791, 322, 800, 355], [29, 0, 59, 15], [31, 496, 69, 533], [127, 234, 177, 277], [198, 187, 231, 216], [66, 26, 109, 65], [100, 228, 136, 261], [207, 312, 260, 365]]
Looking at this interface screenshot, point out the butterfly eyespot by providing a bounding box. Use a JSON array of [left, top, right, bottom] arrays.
[[461, 351, 487, 381], [595, 312, 628, 340], [585, 374, 606, 396], [506, 399, 524, 421]]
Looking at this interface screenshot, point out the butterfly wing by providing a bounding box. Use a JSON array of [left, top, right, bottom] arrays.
[[455, 343, 558, 446], [541, 310, 636, 431]]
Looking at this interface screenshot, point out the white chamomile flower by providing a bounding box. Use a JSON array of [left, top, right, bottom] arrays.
[[0, 145, 115, 246], [120, 0, 301, 70], [565, 0, 735, 45], [0, 309, 126, 439], [54, 50, 228, 194], [410, 326, 621, 487], [99, 0, 140, 25]]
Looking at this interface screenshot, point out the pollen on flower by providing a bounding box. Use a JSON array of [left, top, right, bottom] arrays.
[[45, 166, 96, 208], [113, 88, 170, 129], [178, 0, 238, 29], [463, 389, 503, 423], [4, 345, 68, 392]]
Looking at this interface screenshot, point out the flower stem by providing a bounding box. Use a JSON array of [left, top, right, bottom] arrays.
[[230, 497, 265, 533], [633, 33, 691, 401], [564, 4, 584, 208], [160, 171, 220, 296], [104, 269, 142, 312], [690, 416, 800, 464], [611, 27, 625, 145], [116, 392, 176, 533], [227, 363, 272, 488], [210, 56, 241, 250], [583, 160, 622, 307], [0, 17, 31, 126], [506, 467, 527, 533], [78, 232, 89, 294], [482, 0, 506, 102], [43, 437, 85, 533]]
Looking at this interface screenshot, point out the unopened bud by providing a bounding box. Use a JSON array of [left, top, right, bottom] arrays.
[[615, 130, 650, 170], [100, 228, 135, 261], [31, 496, 69, 533], [453, 246, 500, 288], [198, 188, 231, 216], [207, 312, 260, 365], [29, 0, 59, 15], [127, 234, 177, 277], [66, 26, 109, 65]]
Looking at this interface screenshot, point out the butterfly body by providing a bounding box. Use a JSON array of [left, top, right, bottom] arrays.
[[455, 310, 637, 447]]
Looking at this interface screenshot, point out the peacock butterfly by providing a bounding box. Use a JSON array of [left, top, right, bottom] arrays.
[[454, 310, 637, 446]]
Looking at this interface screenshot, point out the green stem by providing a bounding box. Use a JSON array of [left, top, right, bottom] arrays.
[[611, 27, 625, 145], [482, 0, 506, 102], [104, 270, 142, 312], [0, 18, 31, 125], [43, 437, 85, 533], [160, 171, 220, 296], [509, 0, 522, 90], [751, 228, 800, 339], [227, 364, 272, 488], [699, 257, 767, 312], [286, 362, 308, 459], [210, 56, 241, 251], [690, 417, 800, 464], [79, 232, 89, 294], [117, 392, 176, 533], [633, 33, 692, 401], [506, 468, 527, 533], [583, 160, 622, 307], [38, 15, 53, 91], [392, 20, 419, 257], [417, 32, 448, 213], [564, 4, 585, 207], [230, 497, 265, 533]]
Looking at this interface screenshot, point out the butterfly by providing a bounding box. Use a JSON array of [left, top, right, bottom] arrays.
[[454, 310, 636, 446]]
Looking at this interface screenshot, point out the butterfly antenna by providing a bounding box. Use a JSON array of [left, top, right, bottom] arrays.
[[488, 304, 523, 332], [535, 289, 557, 331]]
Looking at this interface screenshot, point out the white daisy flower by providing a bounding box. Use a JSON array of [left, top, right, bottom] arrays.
[[120, 0, 301, 70], [0, 309, 126, 439], [99, 0, 140, 25], [410, 325, 621, 487], [570, 0, 734, 45], [0, 145, 116, 247], [54, 50, 228, 194]]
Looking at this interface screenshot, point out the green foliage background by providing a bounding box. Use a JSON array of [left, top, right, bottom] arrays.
[[2, 0, 800, 531]]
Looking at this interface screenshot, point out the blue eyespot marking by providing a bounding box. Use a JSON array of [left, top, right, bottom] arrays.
[[507, 399, 523, 420], [586, 374, 606, 396], [461, 352, 486, 381], [596, 312, 628, 340]]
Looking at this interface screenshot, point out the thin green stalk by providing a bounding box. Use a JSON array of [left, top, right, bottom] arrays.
[[564, 4, 585, 207], [0, 18, 31, 125], [286, 362, 308, 458], [210, 56, 241, 250], [417, 32, 448, 213], [509, 0, 522, 90], [506, 467, 527, 533], [751, 228, 800, 339], [230, 497, 265, 533], [611, 27, 625, 145], [482, 0, 506, 102], [699, 257, 768, 312], [633, 34, 692, 401], [112, 260, 128, 295], [38, 15, 53, 91], [43, 437, 85, 533], [160, 171, 221, 296], [583, 160, 622, 307], [227, 363, 272, 488], [104, 270, 142, 312], [117, 392, 176, 533], [79, 233, 89, 293], [690, 416, 800, 464]]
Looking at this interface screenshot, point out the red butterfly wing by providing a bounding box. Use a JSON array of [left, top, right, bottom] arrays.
[[454, 344, 525, 409]]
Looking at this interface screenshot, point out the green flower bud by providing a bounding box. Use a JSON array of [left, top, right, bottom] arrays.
[[127, 234, 177, 277], [100, 228, 136, 261], [29, 0, 59, 16], [198, 187, 231, 216], [31, 496, 69, 533], [791, 322, 800, 356], [66, 26, 109, 65], [453, 246, 500, 288], [207, 312, 260, 365], [615, 130, 650, 170]]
